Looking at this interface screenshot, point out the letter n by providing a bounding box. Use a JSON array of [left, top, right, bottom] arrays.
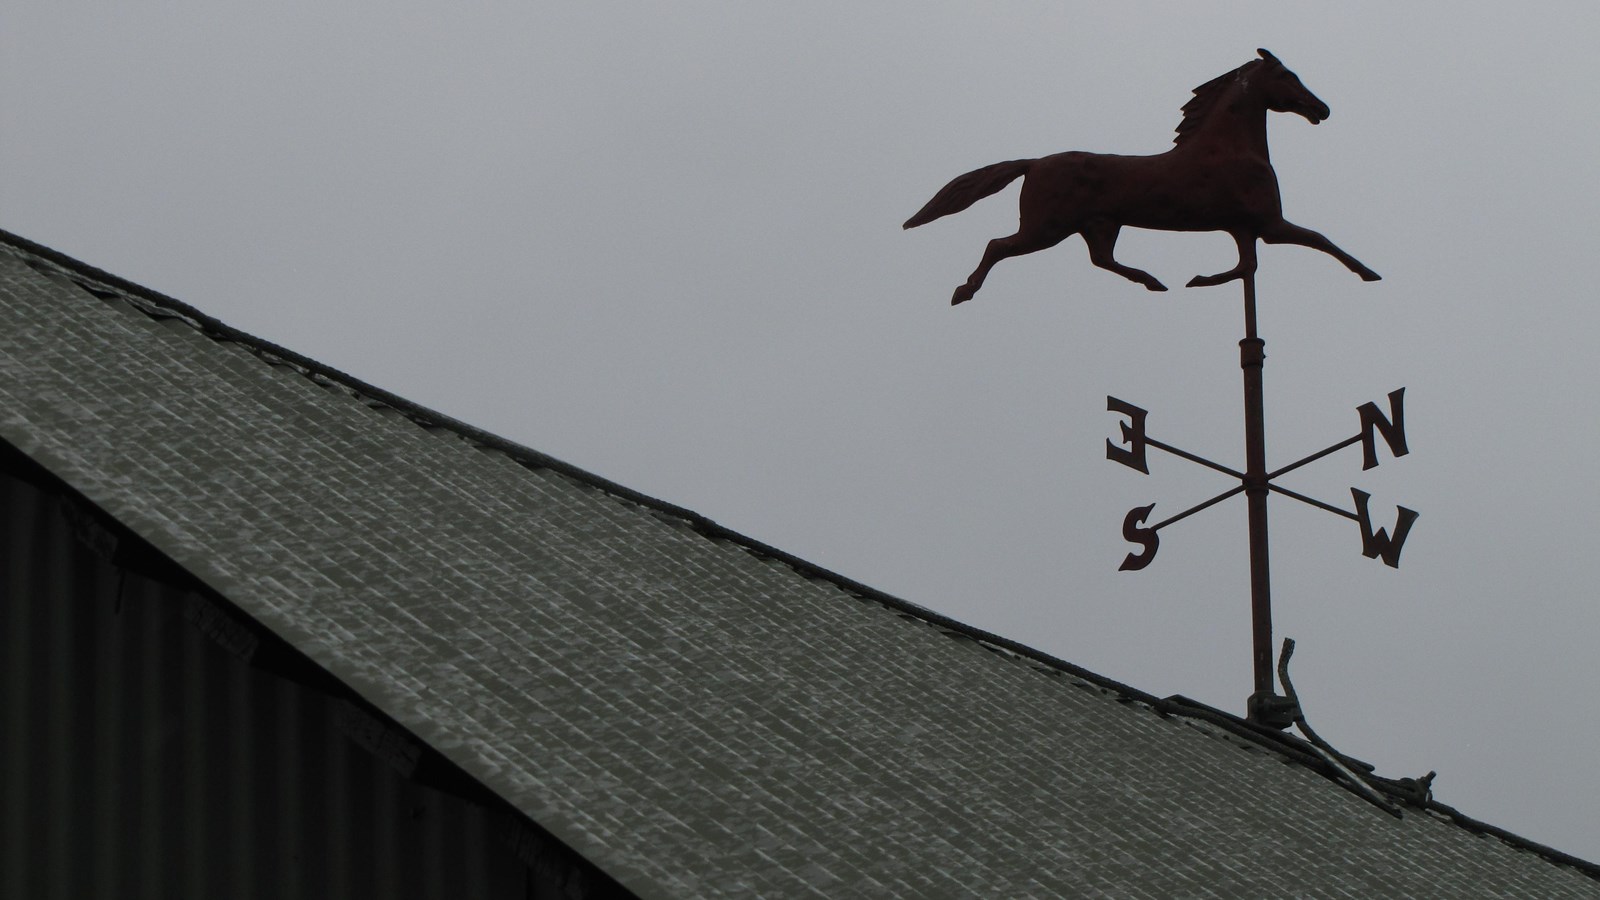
[[1351, 488, 1418, 568], [1357, 388, 1408, 470]]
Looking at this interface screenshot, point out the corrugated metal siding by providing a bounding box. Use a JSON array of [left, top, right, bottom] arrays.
[[0, 465, 581, 900]]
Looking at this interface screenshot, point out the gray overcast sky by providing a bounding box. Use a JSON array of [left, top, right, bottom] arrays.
[[6, 1, 1600, 862]]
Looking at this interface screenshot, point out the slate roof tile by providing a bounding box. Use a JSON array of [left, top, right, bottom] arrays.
[[2, 231, 1598, 897]]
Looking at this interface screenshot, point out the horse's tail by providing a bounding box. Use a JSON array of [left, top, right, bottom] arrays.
[[902, 159, 1035, 229]]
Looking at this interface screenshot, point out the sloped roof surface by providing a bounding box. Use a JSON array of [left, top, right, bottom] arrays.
[[1, 232, 1596, 898]]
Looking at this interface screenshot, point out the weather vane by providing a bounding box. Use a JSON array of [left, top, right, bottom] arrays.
[[906, 49, 1415, 728]]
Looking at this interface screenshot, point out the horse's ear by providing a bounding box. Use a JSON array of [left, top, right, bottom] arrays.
[[1257, 48, 1280, 64]]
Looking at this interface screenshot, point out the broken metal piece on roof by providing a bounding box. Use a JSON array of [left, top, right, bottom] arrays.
[[1395, 771, 1438, 806], [1278, 638, 1404, 818]]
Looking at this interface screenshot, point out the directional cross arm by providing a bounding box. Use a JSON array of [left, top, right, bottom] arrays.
[[1269, 435, 1361, 481], [1117, 485, 1248, 571], [1106, 396, 1246, 479], [1147, 437, 1246, 480], [1270, 387, 1408, 479], [1265, 483, 1418, 567], [1152, 484, 1248, 531], [1107, 387, 1417, 574], [1266, 483, 1360, 521]]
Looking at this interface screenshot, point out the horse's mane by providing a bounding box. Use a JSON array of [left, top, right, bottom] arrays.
[[1173, 59, 1261, 147]]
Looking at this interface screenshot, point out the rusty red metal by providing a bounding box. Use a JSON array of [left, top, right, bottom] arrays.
[[939, 51, 1410, 723], [905, 50, 1379, 306]]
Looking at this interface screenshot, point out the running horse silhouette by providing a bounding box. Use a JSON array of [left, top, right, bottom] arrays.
[[904, 49, 1380, 305]]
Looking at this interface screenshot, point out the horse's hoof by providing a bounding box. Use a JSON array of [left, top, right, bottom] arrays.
[[1359, 269, 1382, 282], [952, 286, 976, 305], [1186, 272, 1237, 288], [1147, 280, 1169, 292]]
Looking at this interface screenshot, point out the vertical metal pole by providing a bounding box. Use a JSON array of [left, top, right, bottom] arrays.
[[1239, 273, 1275, 708]]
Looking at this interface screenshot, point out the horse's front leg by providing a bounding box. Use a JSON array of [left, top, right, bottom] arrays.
[[1260, 219, 1381, 282], [1186, 231, 1258, 288], [1083, 219, 1167, 292]]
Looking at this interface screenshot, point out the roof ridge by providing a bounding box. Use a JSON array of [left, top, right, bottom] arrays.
[[0, 228, 1168, 698]]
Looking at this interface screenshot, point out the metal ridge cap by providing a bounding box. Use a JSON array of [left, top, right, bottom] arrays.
[[1420, 799, 1600, 883], [0, 229, 643, 497]]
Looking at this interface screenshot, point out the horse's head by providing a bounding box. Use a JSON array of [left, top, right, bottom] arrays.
[[1251, 48, 1330, 124]]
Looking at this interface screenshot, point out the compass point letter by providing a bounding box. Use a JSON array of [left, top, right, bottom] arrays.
[[1106, 396, 1150, 474], [1357, 388, 1409, 470], [1351, 488, 1418, 568], [1119, 503, 1160, 571]]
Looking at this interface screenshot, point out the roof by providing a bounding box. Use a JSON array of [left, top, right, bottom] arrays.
[[2, 229, 1596, 898]]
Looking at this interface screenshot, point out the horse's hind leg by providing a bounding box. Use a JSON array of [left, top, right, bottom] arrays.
[[1260, 219, 1381, 281], [952, 227, 1072, 305], [1083, 219, 1168, 292]]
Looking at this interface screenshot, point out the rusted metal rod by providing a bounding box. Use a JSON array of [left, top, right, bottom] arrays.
[[1240, 273, 1274, 703]]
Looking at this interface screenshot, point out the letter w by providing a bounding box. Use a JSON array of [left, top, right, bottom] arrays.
[[1351, 488, 1419, 568]]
